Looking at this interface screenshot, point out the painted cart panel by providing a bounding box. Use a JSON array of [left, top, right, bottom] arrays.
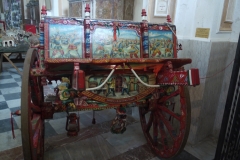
[[148, 24, 177, 58], [92, 28, 141, 58], [43, 17, 177, 62], [44, 17, 84, 60]]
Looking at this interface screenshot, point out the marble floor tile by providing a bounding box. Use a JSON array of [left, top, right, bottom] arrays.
[[0, 79, 16, 84], [52, 112, 69, 119], [49, 117, 71, 135], [6, 71, 21, 76], [44, 135, 121, 160], [7, 68, 23, 75], [101, 122, 147, 153], [0, 82, 19, 89], [150, 157, 161, 160], [45, 122, 58, 138], [0, 118, 18, 133], [0, 72, 11, 75], [184, 136, 217, 160], [109, 144, 156, 160], [11, 74, 21, 78], [3, 92, 21, 101], [13, 116, 21, 129], [94, 108, 117, 118], [6, 99, 21, 108], [131, 107, 140, 120], [79, 113, 94, 127], [17, 82, 22, 87], [0, 129, 22, 152], [9, 106, 21, 113], [0, 108, 11, 120], [14, 78, 22, 82], [0, 95, 5, 101], [0, 101, 8, 110], [0, 146, 23, 160], [0, 75, 12, 79], [0, 86, 21, 94], [85, 111, 110, 124]]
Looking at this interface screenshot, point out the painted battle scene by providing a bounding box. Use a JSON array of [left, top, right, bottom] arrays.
[[149, 30, 174, 58], [49, 24, 83, 58], [92, 28, 140, 59], [87, 74, 155, 98]]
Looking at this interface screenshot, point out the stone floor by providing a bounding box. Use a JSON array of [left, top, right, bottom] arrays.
[[0, 62, 218, 160]]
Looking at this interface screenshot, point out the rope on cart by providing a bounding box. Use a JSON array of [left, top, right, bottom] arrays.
[[126, 64, 161, 88], [86, 65, 118, 91]]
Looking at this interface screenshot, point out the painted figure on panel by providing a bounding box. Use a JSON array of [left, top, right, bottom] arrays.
[[88, 74, 151, 98], [121, 78, 130, 96], [92, 28, 140, 59], [106, 78, 116, 97], [49, 24, 83, 58], [149, 30, 173, 58], [96, 78, 107, 95], [128, 44, 139, 58]]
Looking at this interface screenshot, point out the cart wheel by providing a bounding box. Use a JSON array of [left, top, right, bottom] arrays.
[[139, 86, 191, 159], [21, 49, 45, 160]]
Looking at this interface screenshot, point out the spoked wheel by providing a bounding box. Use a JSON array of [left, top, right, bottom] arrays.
[[21, 48, 45, 160], [139, 86, 191, 159]]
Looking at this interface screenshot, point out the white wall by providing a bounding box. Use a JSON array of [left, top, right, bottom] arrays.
[[133, 0, 143, 22], [210, 0, 231, 41], [174, 0, 197, 40], [174, 0, 240, 42], [230, 0, 240, 42], [49, 0, 59, 16]]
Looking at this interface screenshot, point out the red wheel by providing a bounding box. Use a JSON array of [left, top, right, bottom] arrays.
[[139, 86, 191, 159], [21, 49, 45, 160]]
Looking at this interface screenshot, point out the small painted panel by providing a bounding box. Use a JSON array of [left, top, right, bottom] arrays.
[[48, 24, 83, 58], [92, 27, 140, 59], [149, 30, 174, 58], [87, 73, 154, 98]]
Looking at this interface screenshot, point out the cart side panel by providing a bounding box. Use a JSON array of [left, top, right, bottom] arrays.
[[44, 17, 84, 60], [90, 20, 142, 59], [42, 16, 179, 63], [148, 24, 177, 58]]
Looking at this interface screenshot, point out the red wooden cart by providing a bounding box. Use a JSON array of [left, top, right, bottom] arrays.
[[21, 5, 200, 160]]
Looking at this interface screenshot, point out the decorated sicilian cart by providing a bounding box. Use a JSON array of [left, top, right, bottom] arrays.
[[21, 5, 200, 160]]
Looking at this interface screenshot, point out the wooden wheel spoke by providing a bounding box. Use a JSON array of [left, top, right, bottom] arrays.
[[157, 117, 168, 149], [158, 105, 181, 121], [31, 114, 43, 150], [157, 111, 176, 140], [140, 107, 150, 115], [159, 89, 180, 102], [146, 112, 153, 132], [31, 114, 41, 134], [33, 128, 40, 148], [30, 103, 41, 112], [153, 114, 159, 146]]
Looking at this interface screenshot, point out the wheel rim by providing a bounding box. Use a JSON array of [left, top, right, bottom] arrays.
[[21, 49, 45, 160], [139, 86, 191, 158]]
